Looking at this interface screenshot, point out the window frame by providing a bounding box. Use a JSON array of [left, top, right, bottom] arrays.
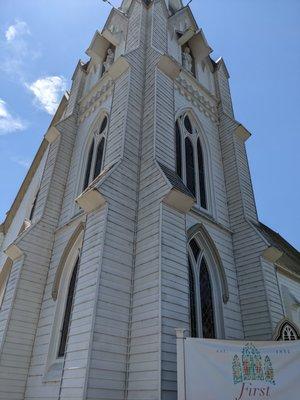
[[274, 319, 300, 341], [175, 111, 213, 213], [187, 235, 224, 339], [82, 113, 109, 192], [44, 230, 83, 381]]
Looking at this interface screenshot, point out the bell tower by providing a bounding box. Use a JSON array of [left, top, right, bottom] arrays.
[[1, 1, 297, 400]]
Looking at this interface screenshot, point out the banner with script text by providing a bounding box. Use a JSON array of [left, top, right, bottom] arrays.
[[181, 338, 300, 400]]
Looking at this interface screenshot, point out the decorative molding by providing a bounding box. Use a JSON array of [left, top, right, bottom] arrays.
[[76, 188, 106, 213], [157, 55, 182, 80], [79, 57, 129, 123], [79, 78, 114, 123], [5, 243, 23, 261], [175, 74, 218, 122], [45, 126, 60, 144], [163, 188, 195, 213]]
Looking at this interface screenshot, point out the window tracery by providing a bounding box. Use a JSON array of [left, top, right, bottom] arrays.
[[275, 321, 300, 341], [45, 225, 84, 378], [83, 114, 108, 191], [175, 113, 208, 209], [188, 238, 217, 339]]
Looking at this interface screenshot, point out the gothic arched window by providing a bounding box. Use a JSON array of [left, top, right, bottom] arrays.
[[188, 238, 217, 339], [46, 224, 84, 375], [275, 320, 300, 341], [175, 113, 208, 209], [58, 256, 79, 357], [82, 114, 108, 191], [29, 189, 39, 221]]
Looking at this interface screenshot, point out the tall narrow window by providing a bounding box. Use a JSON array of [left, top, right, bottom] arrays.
[[188, 236, 219, 339], [175, 121, 182, 178], [188, 257, 197, 338], [197, 139, 207, 209], [29, 190, 39, 221], [82, 114, 109, 191], [200, 258, 215, 339], [83, 139, 94, 191], [58, 256, 79, 358], [93, 138, 105, 180], [175, 113, 208, 210], [185, 137, 196, 196]]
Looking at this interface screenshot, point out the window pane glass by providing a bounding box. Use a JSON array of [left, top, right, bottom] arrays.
[[279, 324, 299, 341], [58, 257, 80, 358], [83, 140, 94, 191], [197, 139, 207, 209], [99, 116, 108, 134], [200, 258, 215, 339], [93, 138, 105, 180], [29, 190, 39, 221], [184, 115, 193, 134], [190, 238, 200, 261], [175, 120, 182, 178], [185, 137, 196, 196], [188, 257, 197, 338]]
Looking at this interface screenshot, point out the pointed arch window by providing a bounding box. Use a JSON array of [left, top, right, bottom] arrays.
[[57, 256, 79, 358], [188, 236, 224, 339], [175, 113, 208, 210], [82, 114, 108, 191], [45, 225, 84, 379], [275, 320, 300, 341]]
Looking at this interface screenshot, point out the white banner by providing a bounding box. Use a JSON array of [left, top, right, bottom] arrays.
[[177, 336, 300, 400]]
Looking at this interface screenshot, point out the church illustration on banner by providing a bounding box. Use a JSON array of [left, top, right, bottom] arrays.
[[233, 344, 275, 385]]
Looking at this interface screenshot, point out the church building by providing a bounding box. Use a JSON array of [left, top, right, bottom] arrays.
[[0, 0, 299, 399]]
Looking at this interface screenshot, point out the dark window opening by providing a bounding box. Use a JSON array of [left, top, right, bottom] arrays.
[[200, 258, 215, 339], [58, 257, 80, 358], [197, 139, 207, 209], [93, 138, 105, 180], [99, 116, 108, 134], [175, 120, 182, 178], [29, 191, 39, 221], [83, 140, 94, 191], [184, 115, 193, 134], [185, 137, 196, 196], [188, 257, 197, 338], [190, 238, 200, 261]]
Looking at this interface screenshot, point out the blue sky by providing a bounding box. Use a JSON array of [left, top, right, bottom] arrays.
[[0, 0, 299, 249]]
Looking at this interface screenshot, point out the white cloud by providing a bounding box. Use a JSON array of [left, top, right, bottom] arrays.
[[5, 20, 30, 42], [1, 20, 40, 81], [10, 156, 31, 169], [26, 76, 67, 115], [0, 99, 26, 135]]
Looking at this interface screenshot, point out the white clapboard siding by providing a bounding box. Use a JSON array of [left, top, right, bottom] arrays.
[[0, 1, 295, 400], [218, 110, 273, 340], [262, 259, 285, 331]]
